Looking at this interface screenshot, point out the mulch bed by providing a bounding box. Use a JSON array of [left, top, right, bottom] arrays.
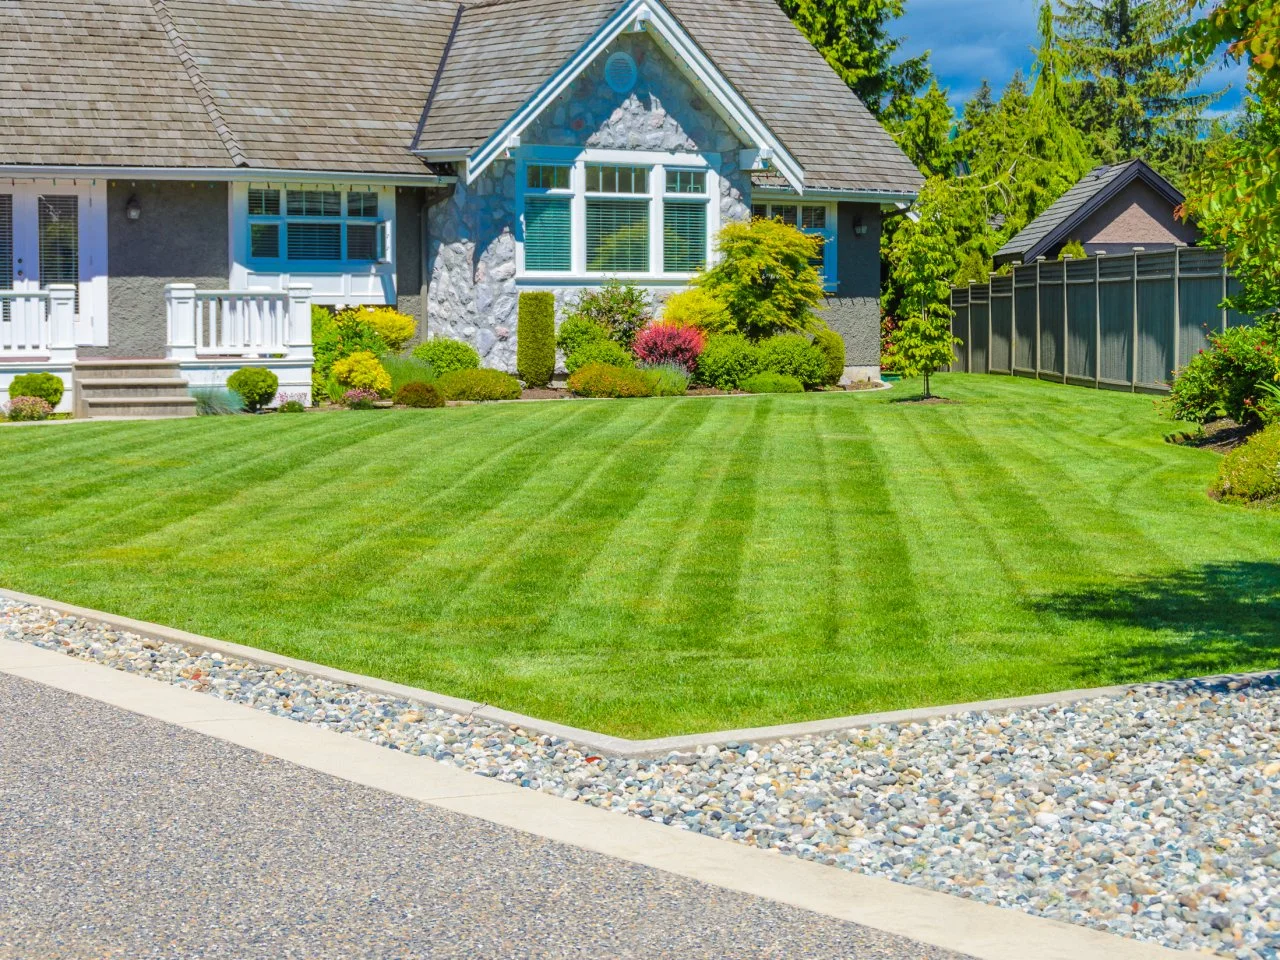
[[520, 388, 571, 400], [891, 395, 958, 406], [1168, 418, 1259, 454]]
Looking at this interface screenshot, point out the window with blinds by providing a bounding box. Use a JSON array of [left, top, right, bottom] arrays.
[[248, 187, 388, 263], [39, 196, 79, 306], [250, 223, 280, 259], [346, 223, 380, 262], [663, 201, 706, 273], [524, 197, 571, 271], [347, 192, 378, 217], [587, 200, 649, 272], [286, 222, 341, 260]]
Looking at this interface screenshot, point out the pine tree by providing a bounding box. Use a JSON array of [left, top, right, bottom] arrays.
[[1054, 0, 1223, 184], [892, 80, 959, 177], [777, 0, 932, 118]]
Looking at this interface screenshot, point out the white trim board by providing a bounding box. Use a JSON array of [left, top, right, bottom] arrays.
[[0, 166, 453, 187], [460, 0, 804, 192]]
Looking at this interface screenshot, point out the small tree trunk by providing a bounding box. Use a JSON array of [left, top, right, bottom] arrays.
[[923, 370, 932, 399]]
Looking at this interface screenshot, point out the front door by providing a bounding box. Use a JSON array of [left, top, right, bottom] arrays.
[[2, 182, 105, 346]]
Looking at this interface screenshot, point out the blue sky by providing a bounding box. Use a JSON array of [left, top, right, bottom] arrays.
[[895, 0, 1246, 117]]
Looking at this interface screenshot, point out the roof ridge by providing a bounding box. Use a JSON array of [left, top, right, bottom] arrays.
[[147, 0, 249, 167]]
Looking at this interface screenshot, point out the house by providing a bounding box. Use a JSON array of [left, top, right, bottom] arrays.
[[0, 0, 921, 413], [993, 160, 1199, 268]]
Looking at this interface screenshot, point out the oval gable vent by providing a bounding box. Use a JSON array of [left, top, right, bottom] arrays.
[[605, 52, 638, 94]]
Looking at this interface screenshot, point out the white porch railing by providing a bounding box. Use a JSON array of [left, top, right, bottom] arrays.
[[0, 286, 78, 363], [165, 283, 313, 361]]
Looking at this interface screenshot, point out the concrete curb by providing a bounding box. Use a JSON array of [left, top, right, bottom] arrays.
[[0, 639, 1186, 960], [6, 586, 1268, 760]]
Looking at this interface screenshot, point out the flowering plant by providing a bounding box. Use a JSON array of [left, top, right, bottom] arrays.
[[341, 388, 381, 410], [4, 396, 54, 422]]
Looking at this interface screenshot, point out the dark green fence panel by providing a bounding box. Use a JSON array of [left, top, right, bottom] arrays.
[[1037, 262, 1064, 377], [970, 298, 989, 373], [1136, 253, 1175, 387], [1178, 276, 1223, 367], [1098, 254, 1134, 385], [952, 303, 970, 372], [989, 276, 1013, 373], [1013, 266, 1037, 372], [1066, 284, 1097, 380]]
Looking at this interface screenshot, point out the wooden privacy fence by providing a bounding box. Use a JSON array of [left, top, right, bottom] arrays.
[[950, 247, 1249, 392]]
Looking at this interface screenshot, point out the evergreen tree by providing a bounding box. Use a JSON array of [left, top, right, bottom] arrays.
[[777, 0, 932, 118], [1055, 0, 1223, 183], [892, 80, 960, 176]]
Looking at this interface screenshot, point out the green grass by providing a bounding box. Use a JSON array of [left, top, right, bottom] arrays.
[[3, 375, 1278, 738]]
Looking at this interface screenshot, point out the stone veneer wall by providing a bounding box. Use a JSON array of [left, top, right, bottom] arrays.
[[425, 32, 751, 372]]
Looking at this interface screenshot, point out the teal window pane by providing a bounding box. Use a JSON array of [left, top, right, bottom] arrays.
[[586, 199, 649, 272], [525, 196, 572, 271]]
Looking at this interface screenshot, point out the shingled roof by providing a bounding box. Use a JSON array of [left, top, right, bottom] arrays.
[[1, 0, 922, 194], [994, 159, 1184, 265]]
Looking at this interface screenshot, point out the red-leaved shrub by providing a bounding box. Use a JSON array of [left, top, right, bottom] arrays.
[[633, 323, 705, 372]]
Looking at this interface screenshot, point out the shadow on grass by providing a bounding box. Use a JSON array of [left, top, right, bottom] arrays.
[[1034, 562, 1280, 682]]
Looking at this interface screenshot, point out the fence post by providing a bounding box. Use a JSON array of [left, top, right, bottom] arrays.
[[165, 283, 198, 361], [989, 273, 996, 376], [967, 281, 976, 373], [1172, 247, 1182, 380], [1221, 253, 1229, 332], [1061, 255, 1071, 383], [1094, 255, 1101, 389], [1131, 249, 1142, 391], [46, 285, 77, 366], [286, 283, 315, 362]]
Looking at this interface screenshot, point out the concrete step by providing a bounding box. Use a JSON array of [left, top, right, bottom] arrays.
[[77, 378, 192, 399], [73, 359, 184, 380], [80, 396, 198, 419]]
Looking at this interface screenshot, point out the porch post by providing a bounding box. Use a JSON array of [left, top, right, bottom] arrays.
[[165, 283, 198, 361], [285, 283, 314, 362], [46, 285, 78, 365]]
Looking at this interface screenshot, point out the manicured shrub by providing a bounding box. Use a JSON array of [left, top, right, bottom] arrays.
[[191, 387, 245, 416], [9, 373, 64, 408], [568, 363, 656, 398], [758, 334, 827, 388], [1168, 318, 1279, 424], [412, 338, 481, 377], [380, 353, 437, 395], [661, 289, 733, 335], [340, 307, 417, 352], [633, 323, 705, 372], [566, 339, 634, 374], [811, 328, 846, 386], [1213, 424, 1280, 504], [331, 350, 392, 397], [226, 367, 280, 412], [740, 372, 805, 394], [556, 315, 611, 359], [696, 219, 824, 338], [641, 362, 692, 397], [278, 400, 306, 413], [517, 292, 556, 388], [696, 334, 761, 390], [342, 388, 381, 410], [1058, 239, 1087, 261], [395, 381, 444, 408], [4, 396, 53, 421], [567, 281, 652, 349], [435, 368, 522, 402], [312, 307, 388, 397]]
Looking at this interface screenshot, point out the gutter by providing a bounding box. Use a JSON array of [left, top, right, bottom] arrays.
[[0, 165, 455, 187]]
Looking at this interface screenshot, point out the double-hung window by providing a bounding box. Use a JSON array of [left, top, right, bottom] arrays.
[[520, 154, 715, 279], [752, 201, 837, 291], [247, 187, 387, 264]]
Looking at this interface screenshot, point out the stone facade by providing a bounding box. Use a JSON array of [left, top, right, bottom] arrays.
[[425, 32, 751, 371]]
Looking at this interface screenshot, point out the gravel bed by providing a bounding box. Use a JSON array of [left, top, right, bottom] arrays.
[[6, 598, 1280, 958]]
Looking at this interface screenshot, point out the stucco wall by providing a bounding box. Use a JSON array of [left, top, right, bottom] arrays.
[[395, 187, 427, 325], [98, 181, 229, 358], [425, 32, 751, 372], [1071, 180, 1200, 258], [815, 201, 883, 372]]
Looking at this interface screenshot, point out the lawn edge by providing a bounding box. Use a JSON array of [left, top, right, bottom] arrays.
[[5, 585, 1273, 757]]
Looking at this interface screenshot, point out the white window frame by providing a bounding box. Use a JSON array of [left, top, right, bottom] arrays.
[[515, 147, 720, 285], [752, 200, 838, 293], [229, 182, 398, 307], [244, 186, 390, 268]]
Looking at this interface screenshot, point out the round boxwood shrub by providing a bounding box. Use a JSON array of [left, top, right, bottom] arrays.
[[226, 367, 280, 412], [811, 328, 846, 386], [395, 381, 444, 408], [435, 368, 522, 402], [517, 292, 556, 388], [331, 350, 392, 397], [740, 372, 804, 394], [566, 339, 634, 374], [695, 334, 761, 390], [5, 396, 54, 421], [8, 372, 64, 408], [568, 363, 657, 398], [757, 334, 827, 388], [556, 315, 610, 359], [1214, 424, 1280, 504], [412, 338, 481, 377]]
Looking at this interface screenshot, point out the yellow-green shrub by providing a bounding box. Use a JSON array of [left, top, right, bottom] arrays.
[[1214, 425, 1280, 504], [661, 289, 733, 335], [341, 307, 417, 352], [331, 350, 391, 396]]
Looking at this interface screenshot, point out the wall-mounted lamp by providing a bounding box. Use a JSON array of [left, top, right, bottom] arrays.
[[853, 216, 869, 236], [125, 195, 142, 221]]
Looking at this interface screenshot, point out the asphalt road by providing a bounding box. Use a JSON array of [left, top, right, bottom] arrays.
[[0, 672, 970, 960]]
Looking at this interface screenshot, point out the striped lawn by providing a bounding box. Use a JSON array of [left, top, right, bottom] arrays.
[[2, 374, 1278, 738]]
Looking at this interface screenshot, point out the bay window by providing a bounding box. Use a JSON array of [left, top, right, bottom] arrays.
[[519, 152, 716, 280], [247, 187, 388, 265], [752, 201, 837, 291]]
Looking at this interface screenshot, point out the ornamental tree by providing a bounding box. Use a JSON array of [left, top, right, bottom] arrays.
[[696, 218, 826, 340]]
